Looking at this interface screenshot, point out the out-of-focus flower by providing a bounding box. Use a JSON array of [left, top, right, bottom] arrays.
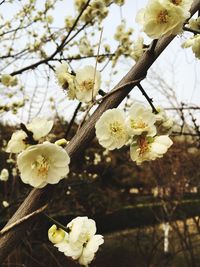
[[17, 142, 70, 188], [0, 168, 9, 181], [188, 17, 200, 31], [130, 134, 173, 165], [2, 201, 9, 208], [55, 63, 76, 99], [182, 34, 200, 59], [131, 36, 146, 62], [75, 66, 101, 103], [155, 107, 174, 134], [136, 0, 190, 39], [1, 74, 18, 87], [48, 224, 66, 244], [6, 130, 28, 153], [55, 138, 68, 147], [95, 109, 129, 150]]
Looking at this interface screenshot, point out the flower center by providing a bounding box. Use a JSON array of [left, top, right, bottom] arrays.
[[137, 136, 149, 155], [109, 121, 124, 136], [80, 79, 94, 91], [157, 10, 169, 24], [131, 119, 147, 129], [32, 155, 50, 177]]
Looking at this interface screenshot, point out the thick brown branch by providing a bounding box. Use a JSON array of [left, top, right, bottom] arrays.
[[0, 0, 199, 262]]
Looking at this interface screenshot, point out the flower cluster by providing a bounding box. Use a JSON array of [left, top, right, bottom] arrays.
[[6, 118, 70, 188], [95, 102, 173, 165], [74, 0, 108, 24], [1, 74, 18, 87], [182, 17, 200, 59], [55, 63, 101, 103], [48, 216, 104, 267], [136, 0, 192, 39]]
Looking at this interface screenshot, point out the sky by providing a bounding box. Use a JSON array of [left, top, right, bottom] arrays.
[[0, 0, 200, 125]]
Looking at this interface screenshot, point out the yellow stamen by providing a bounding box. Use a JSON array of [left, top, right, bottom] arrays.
[[157, 10, 169, 24]]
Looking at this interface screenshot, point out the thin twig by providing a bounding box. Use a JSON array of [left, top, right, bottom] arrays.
[[65, 102, 82, 138], [183, 26, 200, 35], [137, 83, 158, 114], [0, 204, 48, 236]]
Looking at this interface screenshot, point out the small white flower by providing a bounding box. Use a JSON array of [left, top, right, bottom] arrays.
[[6, 130, 28, 153], [131, 36, 146, 62], [155, 107, 174, 134], [48, 224, 66, 244], [27, 117, 53, 140], [130, 135, 173, 165], [17, 142, 70, 188], [75, 65, 101, 103], [95, 109, 129, 150], [53, 216, 104, 266], [0, 168, 9, 181], [1, 74, 18, 87], [55, 63, 76, 99], [2, 201, 9, 208], [182, 34, 200, 59], [136, 0, 190, 39], [126, 102, 157, 137]]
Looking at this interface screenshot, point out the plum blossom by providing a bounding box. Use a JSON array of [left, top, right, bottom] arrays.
[[95, 109, 129, 150], [136, 0, 190, 39], [126, 102, 157, 137], [17, 142, 70, 188], [130, 134, 173, 165], [48, 224, 66, 244], [49, 216, 104, 266], [182, 34, 200, 59], [6, 118, 53, 153], [75, 66, 101, 103], [0, 168, 9, 182]]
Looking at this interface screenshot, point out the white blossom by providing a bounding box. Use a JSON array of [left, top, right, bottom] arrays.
[[55, 63, 76, 99], [17, 142, 70, 188], [6, 130, 28, 153], [75, 65, 101, 103], [95, 109, 129, 150], [136, 0, 190, 39], [126, 102, 157, 137], [0, 168, 9, 181], [155, 107, 174, 134], [182, 34, 200, 59], [130, 135, 173, 165], [50, 216, 104, 266], [2, 201, 9, 208], [27, 117, 53, 140], [131, 36, 146, 62]]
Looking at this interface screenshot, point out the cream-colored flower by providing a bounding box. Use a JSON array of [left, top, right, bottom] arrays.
[[0, 168, 9, 181], [27, 117, 53, 140], [126, 102, 157, 137], [136, 0, 190, 39], [182, 34, 200, 59], [155, 107, 174, 134], [55, 63, 76, 100], [17, 142, 70, 188], [131, 36, 146, 62], [54, 216, 104, 266], [130, 135, 173, 165], [6, 130, 28, 153], [2, 201, 9, 208], [75, 65, 101, 103], [188, 17, 200, 31], [95, 109, 129, 150], [1, 74, 18, 87], [48, 225, 66, 244]]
